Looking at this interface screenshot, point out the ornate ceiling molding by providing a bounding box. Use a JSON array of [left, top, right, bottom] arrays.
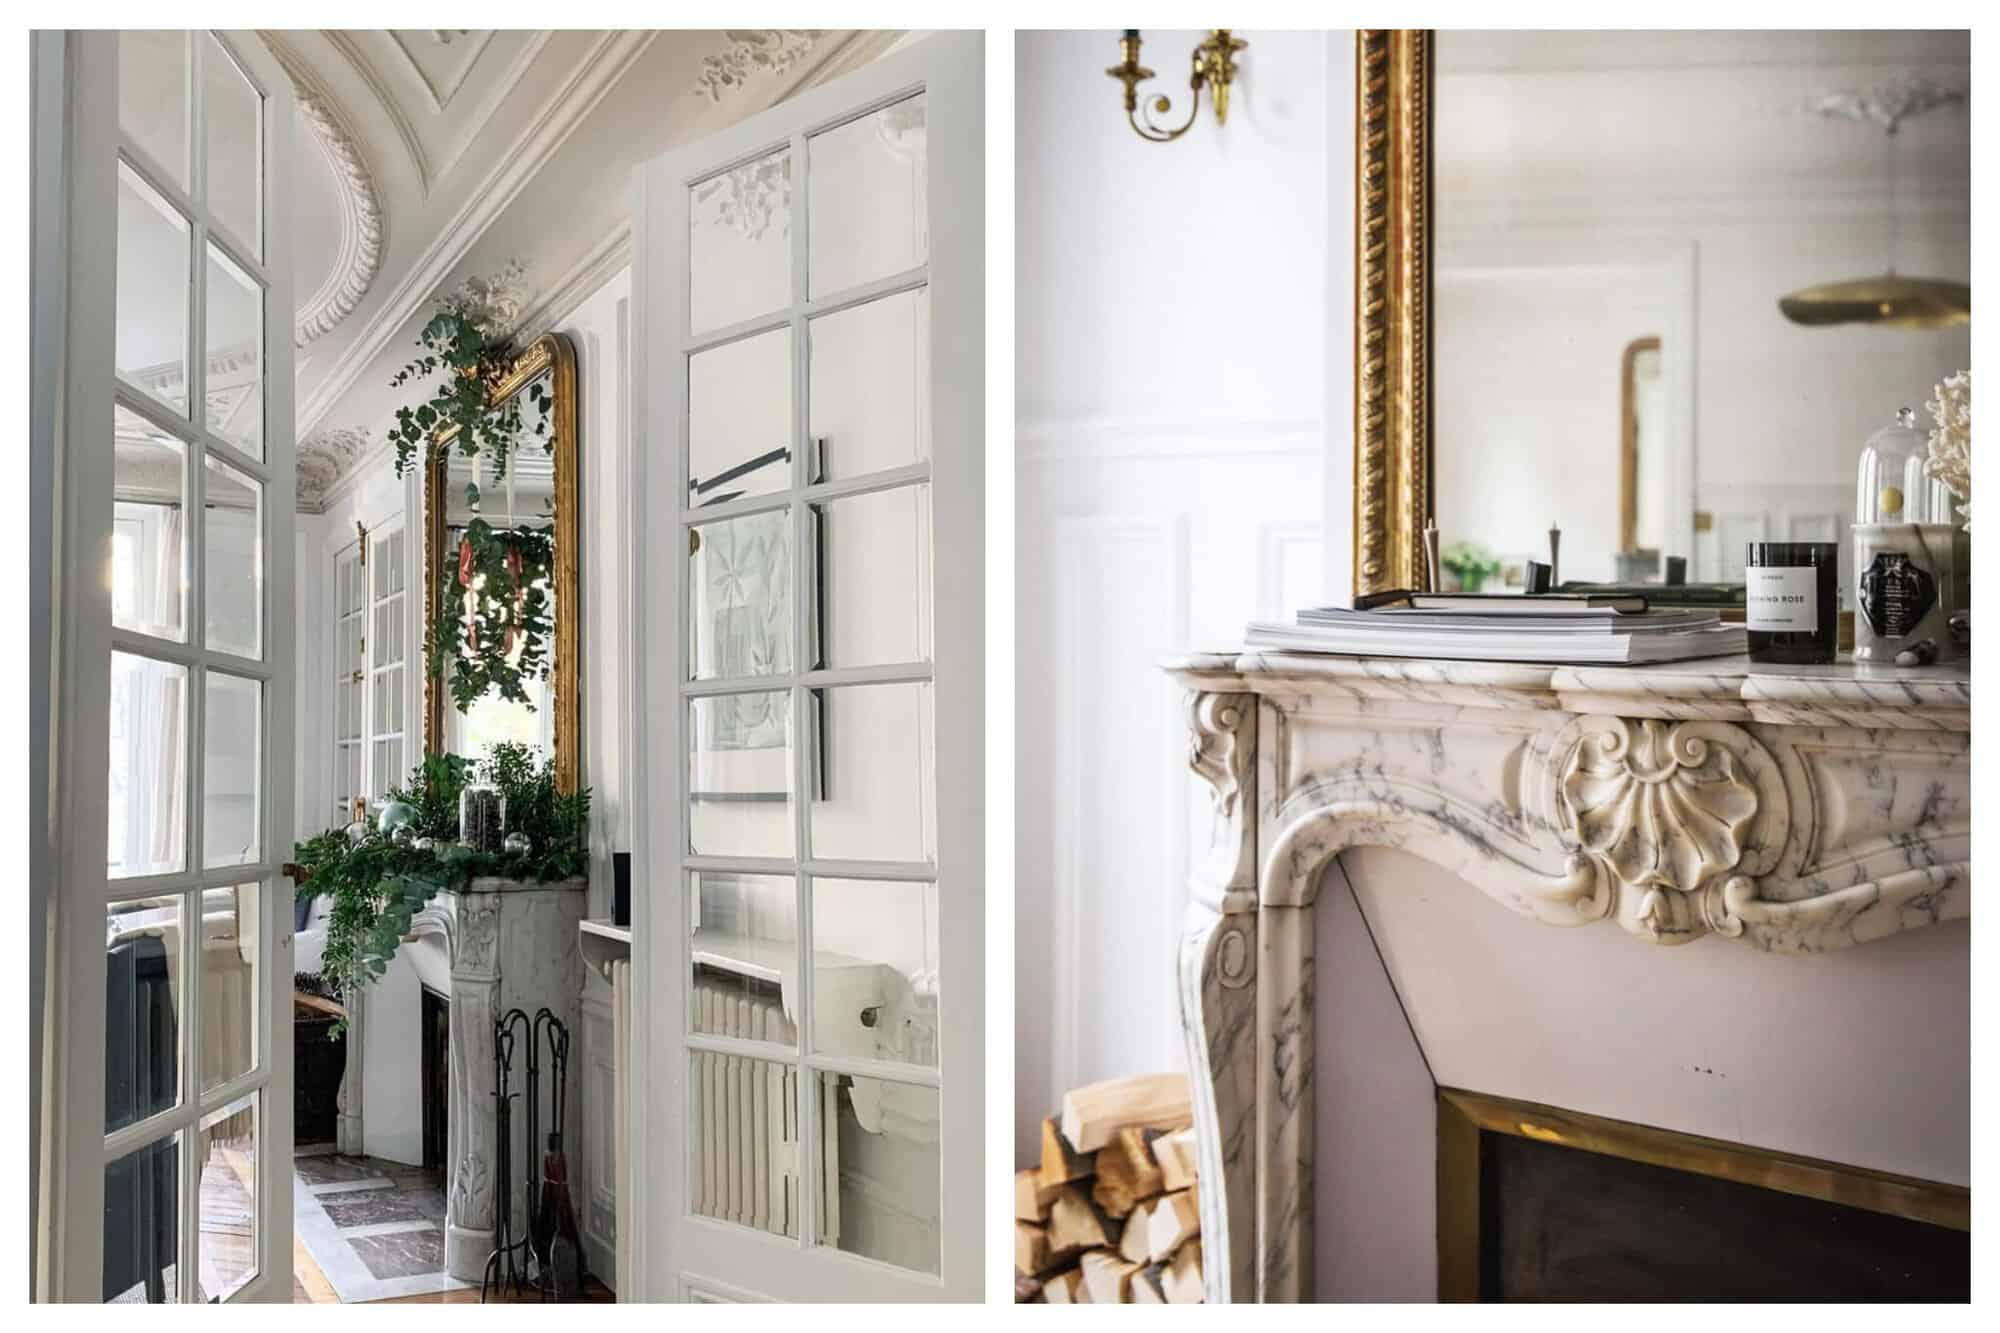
[[696, 30, 825, 102], [388, 28, 497, 113], [260, 34, 385, 349], [296, 427, 376, 512], [296, 29, 657, 435]]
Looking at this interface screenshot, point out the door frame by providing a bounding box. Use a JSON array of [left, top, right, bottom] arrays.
[[629, 29, 984, 1301], [36, 28, 297, 1303]]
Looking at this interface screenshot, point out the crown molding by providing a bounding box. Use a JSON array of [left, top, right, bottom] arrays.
[[296, 29, 658, 436], [296, 427, 377, 513], [321, 28, 434, 194], [387, 28, 498, 114], [261, 33, 386, 349]]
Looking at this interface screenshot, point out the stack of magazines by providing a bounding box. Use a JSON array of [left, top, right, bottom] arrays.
[[1245, 593, 1747, 665]]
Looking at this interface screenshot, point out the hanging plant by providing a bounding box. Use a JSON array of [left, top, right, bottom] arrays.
[[387, 265, 561, 713], [386, 262, 546, 484], [431, 517, 555, 711], [293, 746, 591, 1028]]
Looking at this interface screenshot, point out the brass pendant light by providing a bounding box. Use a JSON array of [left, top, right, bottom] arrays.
[[1779, 77, 1968, 330], [1779, 275, 1971, 329]]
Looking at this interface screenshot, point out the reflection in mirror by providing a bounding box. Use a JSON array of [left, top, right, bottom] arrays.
[[425, 336, 578, 788], [1432, 31, 1968, 598]]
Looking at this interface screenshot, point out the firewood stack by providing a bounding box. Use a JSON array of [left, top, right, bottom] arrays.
[[1013, 1073, 1205, 1303]]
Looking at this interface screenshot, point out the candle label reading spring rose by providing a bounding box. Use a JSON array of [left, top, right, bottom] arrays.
[[1746, 567, 1819, 632], [1859, 551, 1936, 639]]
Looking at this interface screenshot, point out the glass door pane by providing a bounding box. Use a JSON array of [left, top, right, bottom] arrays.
[[83, 30, 288, 1303], [674, 71, 948, 1289]]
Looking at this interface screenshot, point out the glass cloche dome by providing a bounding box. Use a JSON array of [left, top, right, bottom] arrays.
[[1855, 407, 1955, 525]]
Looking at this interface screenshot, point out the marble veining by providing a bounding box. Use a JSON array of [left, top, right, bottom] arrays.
[[1165, 650, 1969, 1301]]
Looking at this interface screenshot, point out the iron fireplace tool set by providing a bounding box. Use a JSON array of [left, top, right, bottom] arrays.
[[482, 1007, 585, 1301]]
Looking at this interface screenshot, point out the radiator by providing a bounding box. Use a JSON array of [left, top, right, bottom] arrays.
[[690, 975, 839, 1244]]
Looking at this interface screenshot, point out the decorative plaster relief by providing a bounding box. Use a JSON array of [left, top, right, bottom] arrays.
[[260, 35, 385, 349], [296, 427, 373, 512], [696, 30, 824, 102]]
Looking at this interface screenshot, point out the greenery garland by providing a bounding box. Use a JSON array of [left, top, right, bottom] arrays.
[[386, 310, 550, 484], [432, 518, 555, 711], [386, 306, 558, 714], [294, 745, 590, 1030]]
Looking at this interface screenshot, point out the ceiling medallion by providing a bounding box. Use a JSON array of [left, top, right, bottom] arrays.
[[696, 30, 824, 102]]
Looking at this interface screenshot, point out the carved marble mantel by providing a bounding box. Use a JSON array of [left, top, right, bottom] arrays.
[[1166, 650, 1970, 1303], [424, 876, 587, 1283]]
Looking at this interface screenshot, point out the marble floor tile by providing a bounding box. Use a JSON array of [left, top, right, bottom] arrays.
[[322, 1189, 433, 1229], [348, 1227, 446, 1281], [295, 1155, 389, 1187]]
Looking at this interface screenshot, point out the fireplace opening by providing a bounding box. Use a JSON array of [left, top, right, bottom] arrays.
[[421, 985, 450, 1173], [1437, 1089, 1969, 1302]]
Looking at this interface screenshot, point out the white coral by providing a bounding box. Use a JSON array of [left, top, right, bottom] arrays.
[[1924, 369, 1971, 531]]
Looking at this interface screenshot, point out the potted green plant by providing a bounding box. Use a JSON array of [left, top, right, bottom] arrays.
[[1441, 542, 1502, 593], [292, 745, 590, 1028]]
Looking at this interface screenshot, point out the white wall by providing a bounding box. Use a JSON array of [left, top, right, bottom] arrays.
[[1014, 30, 1340, 1162]]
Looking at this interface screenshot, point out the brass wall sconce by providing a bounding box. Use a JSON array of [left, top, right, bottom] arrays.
[[1106, 29, 1246, 143]]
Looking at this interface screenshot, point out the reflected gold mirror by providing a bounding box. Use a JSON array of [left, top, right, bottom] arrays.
[[423, 332, 580, 790], [1353, 29, 1970, 602]]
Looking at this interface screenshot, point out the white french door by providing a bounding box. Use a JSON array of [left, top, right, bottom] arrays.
[[36, 30, 296, 1303], [632, 31, 984, 1301]]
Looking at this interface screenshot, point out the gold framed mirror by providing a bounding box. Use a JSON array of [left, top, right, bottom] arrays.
[[423, 331, 580, 790], [1351, 29, 1433, 598]]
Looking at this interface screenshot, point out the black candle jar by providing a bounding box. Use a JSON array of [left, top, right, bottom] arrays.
[[1744, 541, 1839, 665]]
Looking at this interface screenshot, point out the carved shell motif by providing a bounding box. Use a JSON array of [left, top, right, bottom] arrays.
[[1559, 719, 1757, 895]]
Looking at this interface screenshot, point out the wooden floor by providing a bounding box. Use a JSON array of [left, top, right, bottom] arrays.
[[371, 1277, 615, 1304]]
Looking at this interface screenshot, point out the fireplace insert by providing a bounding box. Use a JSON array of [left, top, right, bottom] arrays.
[[1437, 1089, 1969, 1302]]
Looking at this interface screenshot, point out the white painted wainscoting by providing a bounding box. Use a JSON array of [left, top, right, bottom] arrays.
[[1014, 423, 1323, 1161]]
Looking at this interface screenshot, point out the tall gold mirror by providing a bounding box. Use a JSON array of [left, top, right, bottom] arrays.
[[1353, 29, 1970, 600], [423, 332, 580, 789]]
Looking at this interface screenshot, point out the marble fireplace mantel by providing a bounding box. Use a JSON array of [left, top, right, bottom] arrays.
[[1164, 650, 1970, 1303], [410, 876, 587, 1282]]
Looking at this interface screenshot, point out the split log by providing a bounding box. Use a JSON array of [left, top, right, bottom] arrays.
[[1131, 1262, 1170, 1304], [1081, 1250, 1142, 1304], [1016, 1168, 1060, 1221], [1118, 1197, 1156, 1264], [1038, 1115, 1095, 1187], [1164, 1237, 1205, 1304], [1091, 1126, 1167, 1217], [1060, 1073, 1193, 1154], [1146, 1185, 1200, 1262], [1042, 1267, 1089, 1304], [1015, 1220, 1053, 1276], [1152, 1125, 1200, 1192], [1046, 1184, 1116, 1255]]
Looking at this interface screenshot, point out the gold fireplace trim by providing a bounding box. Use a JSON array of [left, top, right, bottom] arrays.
[[1435, 1087, 1970, 1302]]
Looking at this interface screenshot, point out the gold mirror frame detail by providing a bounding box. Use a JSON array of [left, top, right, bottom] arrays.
[[1353, 30, 1434, 598], [423, 331, 581, 792]]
